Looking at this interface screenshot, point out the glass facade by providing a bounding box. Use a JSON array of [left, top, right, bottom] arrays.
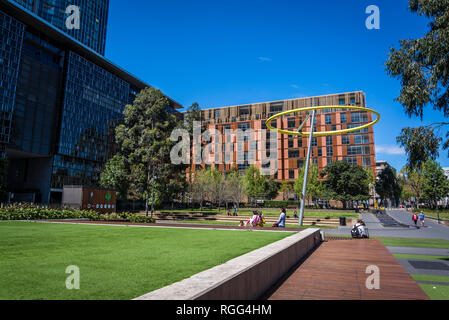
[[12, 0, 109, 55], [0, 10, 25, 153], [11, 30, 63, 155], [51, 51, 132, 189]]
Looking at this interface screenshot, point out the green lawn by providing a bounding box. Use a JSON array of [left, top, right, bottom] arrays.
[[159, 220, 336, 229], [0, 221, 293, 300], [372, 237, 449, 249], [393, 254, 449, 261], [418, 284, 449, 300], [157, 208, 358, 218], [411, 274, 449, 283]]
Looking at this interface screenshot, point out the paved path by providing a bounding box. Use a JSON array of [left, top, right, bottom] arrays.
[[267, 239, 428, 300], [324, 210, 449, 240]]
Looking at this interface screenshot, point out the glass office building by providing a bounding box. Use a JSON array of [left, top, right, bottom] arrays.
[[0, 1, 181, 203], [10, 0, 108, 55]]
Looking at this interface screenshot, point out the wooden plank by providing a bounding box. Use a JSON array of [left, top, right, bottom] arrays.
[[268, 239, 429, 300]]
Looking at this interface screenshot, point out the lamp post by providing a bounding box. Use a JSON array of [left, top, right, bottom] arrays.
[[299, 110, 316, 226], [151, 165, 156, 219], [434, 171, 440, 224]]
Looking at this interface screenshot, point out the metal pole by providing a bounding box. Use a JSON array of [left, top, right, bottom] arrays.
[[151, 165, 155, 219], [299, 110, 316, 226], [434, 172, 440, 224]]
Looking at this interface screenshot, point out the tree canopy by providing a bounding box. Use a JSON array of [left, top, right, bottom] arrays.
[[320, 161, 371, 207], [386, 0, 449, 167]]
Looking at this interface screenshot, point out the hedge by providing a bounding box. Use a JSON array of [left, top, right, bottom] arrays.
[[0, 205, 155, 223]]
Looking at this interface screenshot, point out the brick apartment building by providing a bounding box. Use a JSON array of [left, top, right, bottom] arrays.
[[187, 91, 376, 183]]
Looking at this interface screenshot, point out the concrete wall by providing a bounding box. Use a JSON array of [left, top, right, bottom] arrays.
[[134, 228, 322, 300]]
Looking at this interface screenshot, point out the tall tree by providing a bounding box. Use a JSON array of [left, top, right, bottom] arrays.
[[265, 178, 280, 200], [421, 160, 449, 208], [243, 166, 266, 202], [400, 165, 425, 208], [294, 164, 323, 206], [386, 0, 449, 166], [375, 166, 403, 207], [115, 87, 181, 216], [99, 153, 130, 200], [225, 168, 246, 209], [279, 181, 293, 201], [320, 161, 371, 208]]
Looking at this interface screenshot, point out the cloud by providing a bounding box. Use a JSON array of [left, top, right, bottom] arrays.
[[258, 56, 272, 62], [375, 145, 406, 155], [291, 84, 299, 89]]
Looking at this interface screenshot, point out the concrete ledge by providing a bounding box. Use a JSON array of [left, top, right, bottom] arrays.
[[134, 228, 321, 300]]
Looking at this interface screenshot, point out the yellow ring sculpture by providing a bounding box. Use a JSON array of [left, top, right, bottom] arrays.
[[266, 105, 380, 137]]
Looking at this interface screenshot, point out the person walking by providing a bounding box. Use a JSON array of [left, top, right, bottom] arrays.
[[412, 213, 418, 227], [419, 211, 425, 228]]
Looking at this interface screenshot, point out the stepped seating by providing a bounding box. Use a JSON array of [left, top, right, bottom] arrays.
[[155, 211, 340, 227]]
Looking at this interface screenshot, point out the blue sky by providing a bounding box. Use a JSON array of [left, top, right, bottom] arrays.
[[105, 0, 449, 170]]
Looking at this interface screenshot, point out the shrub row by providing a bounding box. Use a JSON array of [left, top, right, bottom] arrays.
[[0, 205, 155, 223]]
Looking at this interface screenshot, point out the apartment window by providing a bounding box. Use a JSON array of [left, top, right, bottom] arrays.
[[289, 170, 295, 179], [298, 138, 302, 148], [261, 121, 267, 130], [347, 145, 370, 155], [327, 157, 333, 165], [339, 97, 346, 105], [297, 159, 304, 168], [318, 148, 322, 157], [350, 97, 356, 105], [325, 114, 332, 125], [351, 111, 368, 123], [354, 134, 370, 144], [340, 113, 347, 124], [362, 157, 371, 166], [312, 158, 318, 166], [326, 146, 333, 156], [239, 106, 250, 116], [311, 149, 315, 157], [311, 137, 317, 147], [343, 157, 357, 165], [342, 135, 350, 145], [288, 150, 300, 158], [347, 123, 369, 133], [288, 118, 296, 128], [214, 109, 220, 118], [238, 122, 250, 130], [270, 102, 284, 113], [326, 136, 333, 146], [288, 139, 294, 148]]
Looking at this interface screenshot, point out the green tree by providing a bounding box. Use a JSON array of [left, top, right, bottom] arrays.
[[400, 165, 425, 208], [320, 161, 370, 208], [421, 160, 449, 208], [225, 168, 246, 209], [375, 166, 403, 207], [243, 166, 266, 202], [386, 0, 449, 167], [99, 154, 130, 200], [294, 164, 323, 206], [279, 180, 293, 201], [264, 178, 279, 200], [115, 87, 181, 216]]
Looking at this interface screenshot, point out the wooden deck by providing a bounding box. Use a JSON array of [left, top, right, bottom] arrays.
[[268, 239, 429, 300]]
